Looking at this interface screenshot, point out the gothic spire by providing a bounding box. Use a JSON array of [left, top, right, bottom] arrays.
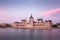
[[30, 14, 34, 19]]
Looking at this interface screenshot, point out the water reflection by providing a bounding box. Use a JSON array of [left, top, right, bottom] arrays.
[[0, 28, 60, 40]]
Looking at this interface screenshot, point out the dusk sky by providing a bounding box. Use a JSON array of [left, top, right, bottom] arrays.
[[0, 0, 60, 23]]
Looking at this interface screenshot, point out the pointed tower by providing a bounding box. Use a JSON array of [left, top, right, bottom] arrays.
[[29, 14, 34, 22], [28, 14, 34, 27]]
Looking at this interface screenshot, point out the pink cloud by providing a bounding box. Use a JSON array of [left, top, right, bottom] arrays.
[[0, 16, 16, 23], [0, 9, 7, 16], [40, 8, 60, 16], [0, 9, 16, 23], [39, 8, 60, 23]]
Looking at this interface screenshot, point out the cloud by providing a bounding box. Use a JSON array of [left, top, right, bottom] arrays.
[[0, 16, 16, 23], [0, 8, 16, 23], [40, 8, 60, 23], [40, 8, 60, 16], [0, 10, 5, 16]]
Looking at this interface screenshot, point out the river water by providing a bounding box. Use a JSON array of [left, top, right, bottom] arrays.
[[0, 28, 60, 40]]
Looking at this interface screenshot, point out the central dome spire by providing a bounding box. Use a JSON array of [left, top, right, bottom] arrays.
[[29, 14, 34, 22], [30, 14, 34, 19]]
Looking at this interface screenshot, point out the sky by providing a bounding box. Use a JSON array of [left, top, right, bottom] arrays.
[[0, 0, 60, 23]]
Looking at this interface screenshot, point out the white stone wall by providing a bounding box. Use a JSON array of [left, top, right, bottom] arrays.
[[58, 26, 60, 28], [11, 23, 17, 28], [11, 20, 52, 29]]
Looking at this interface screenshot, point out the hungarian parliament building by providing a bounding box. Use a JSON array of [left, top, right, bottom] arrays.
[[11, 15, 52, 29]]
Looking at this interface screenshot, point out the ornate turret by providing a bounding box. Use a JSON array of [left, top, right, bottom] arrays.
[[29, 14, 34, 22], [28, 14, 34, 27], [21, 19, 26, 22], [37, 18, 43, 23], [30, 14, 34, 19], [45, 20, 52, 23], [21, 19, 26, 24]]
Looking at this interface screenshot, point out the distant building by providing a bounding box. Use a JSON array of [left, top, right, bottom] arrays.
[[11, 15, 52, 29], [0, 23, 6, 27], [0, 23, 12, 28], [56, 23, 60, 28]]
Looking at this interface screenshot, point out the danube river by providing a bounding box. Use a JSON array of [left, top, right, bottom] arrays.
[[0, 28, 60, 40]]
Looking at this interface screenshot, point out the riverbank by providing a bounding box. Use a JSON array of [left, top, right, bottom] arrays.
[[0, 27, 60, 30]]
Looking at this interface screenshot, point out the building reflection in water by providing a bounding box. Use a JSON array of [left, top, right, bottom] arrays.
[[0, 28, 60, 40]]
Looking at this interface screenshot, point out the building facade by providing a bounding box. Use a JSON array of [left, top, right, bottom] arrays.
[[56, 23, 60, 28], [11, 15, 52, 29]]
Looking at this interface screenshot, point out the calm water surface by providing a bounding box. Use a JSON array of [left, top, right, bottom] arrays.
[[0, 28, 60, 40]]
